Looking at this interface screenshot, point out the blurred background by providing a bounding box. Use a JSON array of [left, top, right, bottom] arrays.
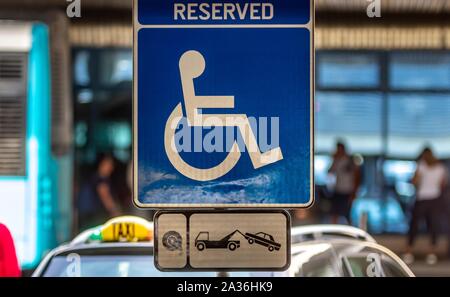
[[1, 0, 450, 275]]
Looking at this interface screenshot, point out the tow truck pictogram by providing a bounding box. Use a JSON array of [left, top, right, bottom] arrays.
[[195, 230, 245, 251], [195, 230, 281, 252]]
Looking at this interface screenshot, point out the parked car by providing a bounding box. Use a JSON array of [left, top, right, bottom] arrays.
[[291, 224, 376, 244], [261, 225, 414, 277], [33, 219, 413, 277], [32, 217, 250, 277]]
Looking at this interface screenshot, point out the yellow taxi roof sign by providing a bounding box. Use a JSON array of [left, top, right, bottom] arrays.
[[100, 216, 153, 242]]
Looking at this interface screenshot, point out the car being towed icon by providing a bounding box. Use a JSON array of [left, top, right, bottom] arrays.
[[245, 232, 281, 252], [195, 230, 281, 252]]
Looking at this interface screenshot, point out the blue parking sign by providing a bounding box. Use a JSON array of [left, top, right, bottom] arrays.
[[134, 0, 313, 208]]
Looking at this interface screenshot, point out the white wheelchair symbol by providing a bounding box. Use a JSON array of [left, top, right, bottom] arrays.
[[164, 50, 283, 181]]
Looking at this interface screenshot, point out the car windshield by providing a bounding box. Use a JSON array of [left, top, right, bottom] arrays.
[[344, 252, 410, 277], [291, 243, 341, 277], [42, 255, 252, 277], [332, 241, 411, 277]]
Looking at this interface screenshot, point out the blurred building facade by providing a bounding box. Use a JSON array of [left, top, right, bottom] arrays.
[[315, 0, 450, 233], [68, 0, 450, 234], [1, 1, 450, 255]]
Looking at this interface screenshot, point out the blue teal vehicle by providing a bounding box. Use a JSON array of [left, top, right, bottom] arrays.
[[0, 21, 73, 269]]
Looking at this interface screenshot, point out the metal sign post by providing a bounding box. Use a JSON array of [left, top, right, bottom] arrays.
[[133, 0, 313, 270]]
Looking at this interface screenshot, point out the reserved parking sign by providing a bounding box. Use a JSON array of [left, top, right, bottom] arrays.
[[133, 0, 314, 208]]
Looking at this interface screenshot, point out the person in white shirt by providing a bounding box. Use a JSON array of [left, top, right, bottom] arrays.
[[404, 147, 448, 265]]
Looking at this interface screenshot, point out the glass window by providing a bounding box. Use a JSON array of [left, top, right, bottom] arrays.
[[316, 51, 450, 234], [93, 121, 132, 150], [390, 53, 450, 90], [75, 122, 88, 148], [292, 244, 341, 277], [351, 197, 409, 234], [380, 256, 410, 277], [315, 92, 383, 154], [383, 160, 416, 197], [314, 155, 332, 186], [383, 160, 416, 183], [343, 249, 410, 277], [387, 94, 450, 158], [43, 255, 231, 277], [74, 51, 91, 86], [77, 89, 94, 104], [298, 259, 339, 277], [345, 255, 380, 277], [73, 49, 133, 99], [99, 50, 132, 87], [318, 54, 380, 88]]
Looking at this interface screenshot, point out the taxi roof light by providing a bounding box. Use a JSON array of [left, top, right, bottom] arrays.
[[98, 216, 154, 243], [73, 216, 154, 244]]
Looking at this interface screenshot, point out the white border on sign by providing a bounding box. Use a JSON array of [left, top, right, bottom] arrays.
[[132, 0, 315, 209]]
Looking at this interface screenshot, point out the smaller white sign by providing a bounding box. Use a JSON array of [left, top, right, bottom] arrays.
[[154, 210, 290, 271]]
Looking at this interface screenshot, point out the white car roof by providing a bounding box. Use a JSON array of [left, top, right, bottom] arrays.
[[291, 224, 376, 243]]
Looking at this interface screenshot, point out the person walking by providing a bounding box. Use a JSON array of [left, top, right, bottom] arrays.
[[404, 147, 448, 265], [328, 142, 361, 224], [78, 153, 121, 230]]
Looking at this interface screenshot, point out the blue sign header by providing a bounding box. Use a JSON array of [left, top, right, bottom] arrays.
[[137, 0, 311, 25]]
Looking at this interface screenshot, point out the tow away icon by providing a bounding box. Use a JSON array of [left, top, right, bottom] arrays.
[[194, 230, 281, 252]]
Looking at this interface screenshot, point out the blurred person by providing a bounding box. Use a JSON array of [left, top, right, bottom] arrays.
[[78, 153, 121, 230], [110, 159, 133, 213], [328, 142, 361, 224], [442, 185, 450, 259], [0, 223, 21, 277], [404, 147, 448, 265]]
